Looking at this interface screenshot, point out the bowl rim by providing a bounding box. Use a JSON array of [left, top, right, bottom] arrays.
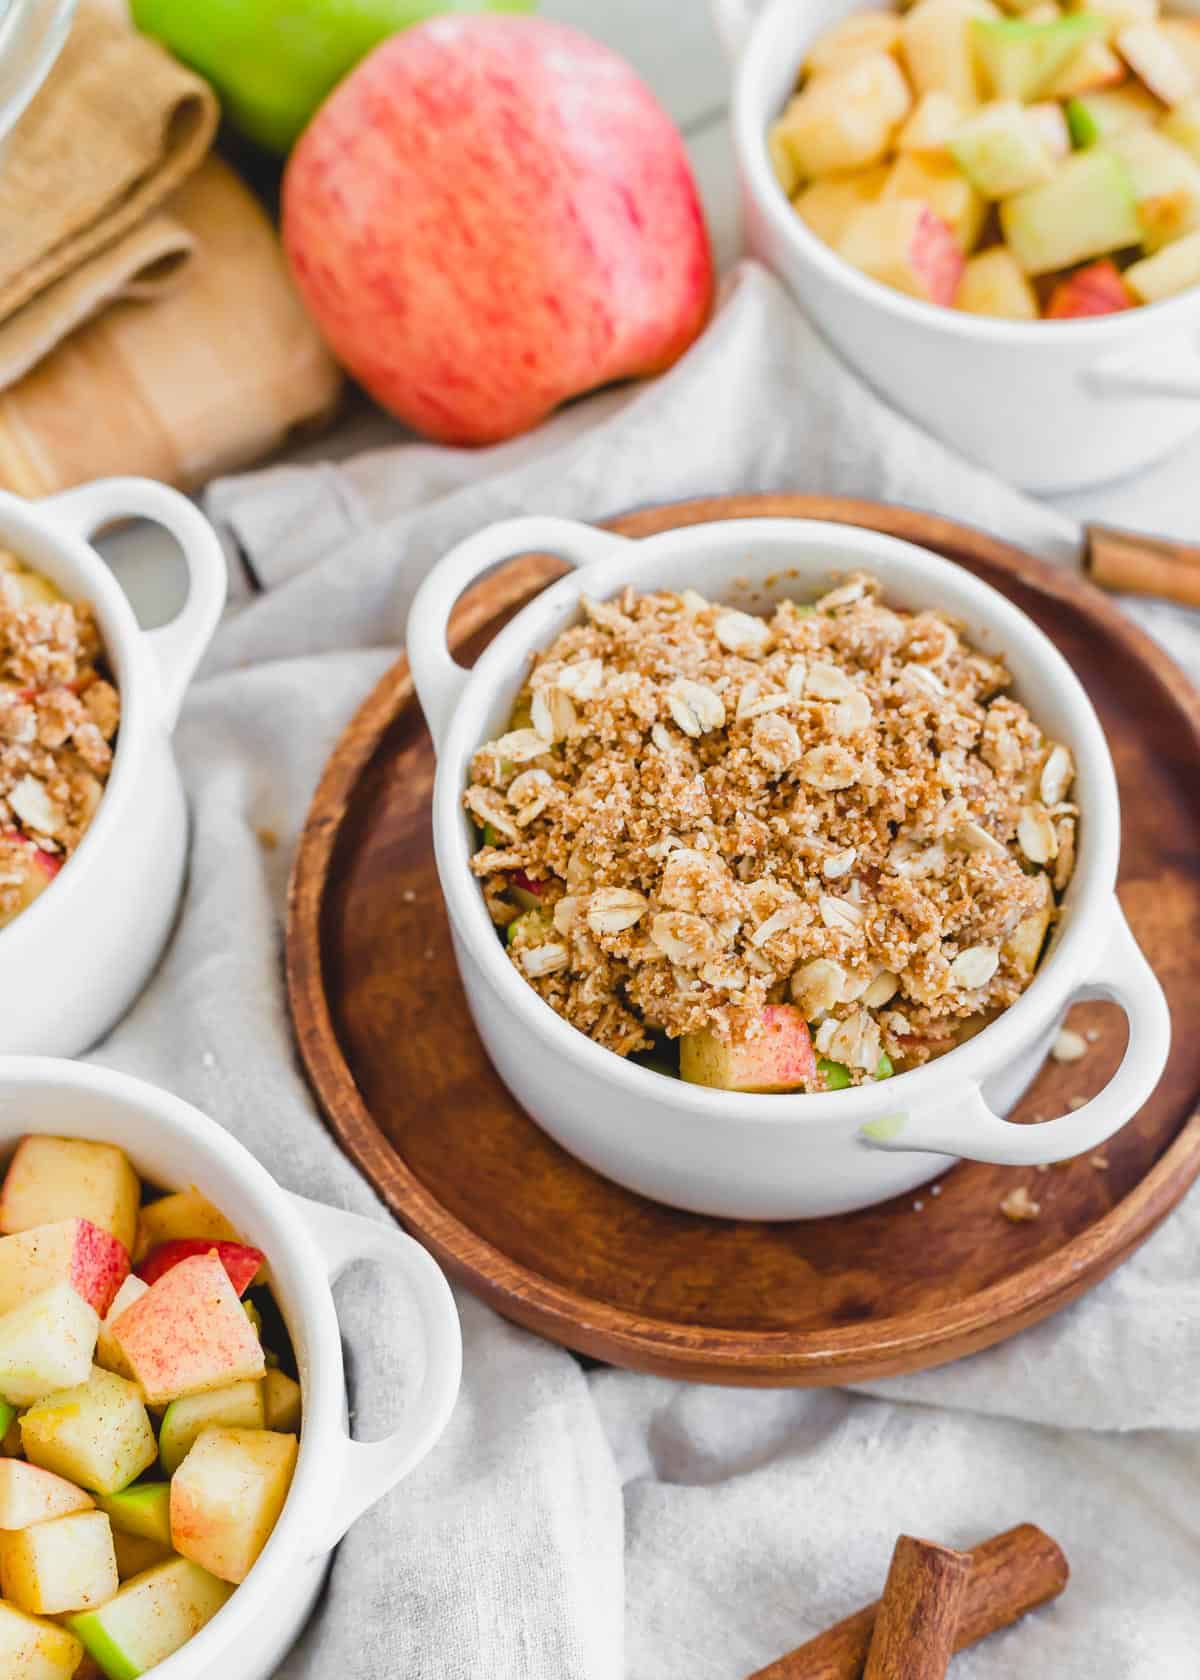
[[431, 514, 1121, 1127], [733, 0, 1200, 344]]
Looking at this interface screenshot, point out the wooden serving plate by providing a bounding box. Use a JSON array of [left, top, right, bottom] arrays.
[[287, 495, 1200, 1386]]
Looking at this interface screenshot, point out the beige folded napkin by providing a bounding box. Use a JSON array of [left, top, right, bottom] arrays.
[[0, 0, 217, 383]]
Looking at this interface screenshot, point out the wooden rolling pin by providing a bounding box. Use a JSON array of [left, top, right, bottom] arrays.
[[1085, 524, 1200, 609]]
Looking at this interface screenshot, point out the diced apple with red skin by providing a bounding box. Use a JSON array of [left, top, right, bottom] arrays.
[[1001, 149, 1141, 273], [0, 1510, 118, 1615], [1, 1136, 139, 1255], [1046, 258, 1134, 314], [112, 1252, 265, 1406], [882, 152, 987, 249], [137, 1239, 263, 1296], [21, 1367, 157, 1496], [0, 1283, 99, 1408], [0, 1219, 129, 1319], [0, 1597, 85, 1679], [95, 1275, 148, 1381], [681, 1004, 818, 1093], [773, 52, 912, 178], [838, 199, 965, 303], [132, 1191, 242, 1266], [1124, 226, 1200, 298], [956, 245, 1041, 316], [796, 166, 890, 246], [170, 1426, 298, 1584], [0, 1460, 94, 1530], [1117, 21, 1196, 105]]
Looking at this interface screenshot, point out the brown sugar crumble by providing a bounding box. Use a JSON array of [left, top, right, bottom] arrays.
[[0, 553, 119, 929], [465, 572, 1078, 1086]]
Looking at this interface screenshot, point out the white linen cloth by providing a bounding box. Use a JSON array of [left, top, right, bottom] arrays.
[[95, 263, 1200, 1677]]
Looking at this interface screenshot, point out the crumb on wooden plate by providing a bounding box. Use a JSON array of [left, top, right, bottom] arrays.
[[1001, 1185, 1040, 1222], [1067, 1096, 1088, 1111], [256, 826, 278, 851], [1051, 1027, 1087, 1063], [1091, 1153, 1109, 1170]]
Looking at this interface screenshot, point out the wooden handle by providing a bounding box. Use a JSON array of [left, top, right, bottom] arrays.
[[1085, 523, 1200, 608], [748, 1524, 1069, 1679], [862, 1536, 970, 1680]]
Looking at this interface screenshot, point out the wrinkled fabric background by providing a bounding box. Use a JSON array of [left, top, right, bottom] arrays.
[[95, 265, 1200, 1677]]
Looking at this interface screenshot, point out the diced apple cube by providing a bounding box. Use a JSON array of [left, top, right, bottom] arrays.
[[1124, 226, 1200, 296], [898, 89, 965, 152], [972, 14, 1107, 99], [1070, 0, 1158, 37], [0, 1460, 95, 1529], [956, 243, 1042, 313], [680, 1004, 818, 1093], [1046, 256, 1135, 311], [773, 53, 913, 178], [1023, 1, 1063, 20], [0, 1220, 129, 1320], [95, 1276, 148, 1381], [1, 1138, 139, 1255], [950, 100, 1056, 194], [0, 1399, 16, 1452], [170, 1427, 297, 1585], [1042, 35, 1127, 94], [767, 126, 801, 197], [68, 1557, 233, 1677], [1000, 148, 1141, 271], [262, 1370, 301, 1435], [0, 1284, 99, 1408], [838, 198, 966, 302], [132, 1193, 242, 1267], [1163, 96, 1200, 162], [97, 1482, 172, 1548], [1160, 18, 1200, 87], [137, 1239, 263, 1296], [0, 1598, 85, 1680], [903, 0, 993, 106], [111, 1253, 265, 1407], [882, 151, 988, 248], [112, 1530, 173, 1582], [795, 166, 890, 247], [1108, 125, 1200, 247], [805, 10, 903, 77], [1026, 99, 1073, 154], [21, 1367, 157, 1496], [1117, 21, 1195, 104], [159, 1380, 265, 1476], [1004, 874, 1054, 976], [0, 1510, 118, 1615], [0, 834, 61, 932], [1066, 81, 1163, 142]]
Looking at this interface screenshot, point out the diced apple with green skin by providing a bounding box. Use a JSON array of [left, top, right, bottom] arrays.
[[1, 1137, 140, 1255], [0, 1510, 118, 1615], [112, 1530, 173, 1582], [97, 1483, 171, 1547], [0, 1399, 16, 1451], [838, 199, 966, 302], [1163, 96, 1200, 162], [1108, 126, 1200, 247], [773, 52, 912, 178], [805, 10, 903, 77], [956, 244, 1042, 314], [132, 1192, 242, 1266], [21, 1367, 157, 1496], [171, 1427, 298, 1585], [1026, 99, 1073, 155], [0, 1219, 129, 1319], [0, 1283, 99, 1408], [795, 165, 890, 246], [972, 14, 1106, 99], [902, 0, 995, 107], [897, 89, 965, 153], [112, 1252, 265, 1407], [1117, 21, 1196, 104], [1000, 149, 1140, 272], [680, 1004, 818, 1093], [1046, 256, 1135, 312], [68, 1557, 233, 1679], [0, 1597, 85, 1680], [1067, 82, 1163, 144], [262, 1370, 301, 1435], [95, 1276, 148, 1382], [950, 100, 1055, 195], [0, 1460, 95, 1529], [1003, 874, 1054, 977], [882, 151, 988, 248], [159, 1380, 265, 1476], [1041, 35, 1126, 95], [1124, 226, 1200, 297]]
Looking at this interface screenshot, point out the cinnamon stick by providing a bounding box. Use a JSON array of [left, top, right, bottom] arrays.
[[862, 1536, 970, 1680], [1085, 524, 1200, 609], [747, 1524, 1069, 1680]]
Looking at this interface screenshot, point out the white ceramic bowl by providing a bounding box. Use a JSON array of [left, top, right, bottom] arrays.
[[0, 1056, 462, 1680], [408, 514, 1171, 1220], [712, 0, 1200, 492], [0, 478, 228, 1056]]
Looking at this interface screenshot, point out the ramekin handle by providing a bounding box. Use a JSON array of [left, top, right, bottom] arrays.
[[709, 0, 759, 60], [288, 1194, 462, 1554], [407, 516, 632, 752], [1087, 337, 1200, 400], [40, 477, 226, 729], [861, 902, 1170, 1165]]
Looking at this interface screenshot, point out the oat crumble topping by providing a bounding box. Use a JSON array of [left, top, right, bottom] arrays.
[[465, 572, 1077, 1090], [0, 553, 119, 929]]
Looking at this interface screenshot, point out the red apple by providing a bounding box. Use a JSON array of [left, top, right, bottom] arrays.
[[137, 1240, 264, 1297], [282, 16, 713, 445], [679, 1004, 818, 1093], [1045, 259, 1134, 317], [0, 831, 62, 931], [111, 1252, 265, 1406], [0, 1220, 129, 1319]]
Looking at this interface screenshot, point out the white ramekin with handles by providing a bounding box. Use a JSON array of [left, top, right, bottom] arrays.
[[711, 0, 1200, 492], [0, 1056, 463, 1680], [0, 478, 227, 1057], [408, 514, 1171, 1220]]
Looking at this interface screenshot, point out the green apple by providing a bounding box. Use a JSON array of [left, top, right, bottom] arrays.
[[949, 100, 1055, 196], [1066, 82, 1163, 145], [98, 1483, 171, 1547], [130, 0, 536, 153], [971, 14, 1106, 100], [1000, 148, 1140, 271], [158, 1380, 265, 1476], [68, 1557, 232, 1679]]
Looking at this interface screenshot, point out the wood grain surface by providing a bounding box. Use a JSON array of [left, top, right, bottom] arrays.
[[286, 494, 1200, 1386]]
